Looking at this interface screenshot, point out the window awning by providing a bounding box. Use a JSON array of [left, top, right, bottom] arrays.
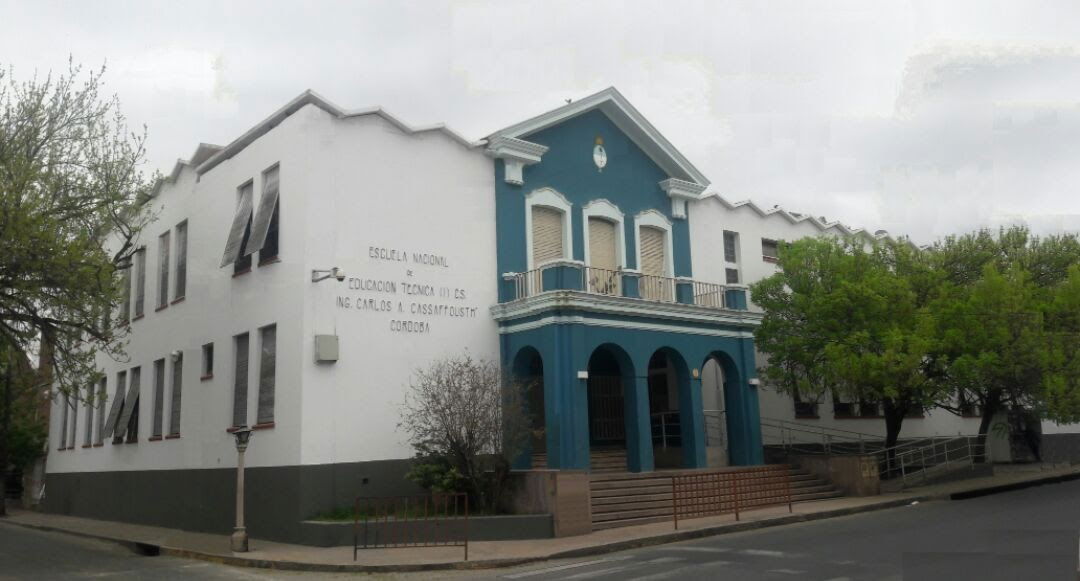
[[220, 186, 254, 267], [101, 385, 125, 439], [114, 370, 141, 437], [244, 170, 280, 257]]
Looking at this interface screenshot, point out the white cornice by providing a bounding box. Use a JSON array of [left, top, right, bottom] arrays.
[[486, 87, 710, 187], [660, 178, 707, 219], [486, 136, 550, 185]]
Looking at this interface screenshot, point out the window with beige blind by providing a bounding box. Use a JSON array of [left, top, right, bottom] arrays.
[[531, 206, 565, 267], [639, 226, 671, 301], [587, 217, 620, 295]]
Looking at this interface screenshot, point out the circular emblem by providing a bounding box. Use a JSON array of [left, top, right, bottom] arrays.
[[593, 136, 607, 172]]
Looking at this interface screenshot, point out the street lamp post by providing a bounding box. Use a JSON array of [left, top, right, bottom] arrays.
[[231, 426, 253, 552]]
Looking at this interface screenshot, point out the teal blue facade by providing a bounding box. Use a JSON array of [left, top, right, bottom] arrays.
[[492, 104, 765, 472]]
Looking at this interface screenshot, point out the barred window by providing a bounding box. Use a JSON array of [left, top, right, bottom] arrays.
[[169, 352, 183, 436], [232, 333, 249, 427], [152, 358, 165, 438], [256, 325, 276, 425], [157, 231, 170, 310], [174, 221, 188, 300], [134, 248, 147, 318]]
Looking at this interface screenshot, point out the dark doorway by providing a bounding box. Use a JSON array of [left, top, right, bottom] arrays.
[[587, 348, 626, 447]]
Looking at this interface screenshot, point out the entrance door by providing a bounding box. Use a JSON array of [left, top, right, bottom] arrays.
[[588, 376, 625, 444]]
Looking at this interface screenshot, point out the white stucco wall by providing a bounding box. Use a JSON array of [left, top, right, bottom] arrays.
[[46, 102, 497, 475], [296, 110, 498, 466]]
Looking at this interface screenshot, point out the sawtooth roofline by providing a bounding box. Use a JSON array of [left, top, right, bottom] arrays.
[[193, 89, 483, 177], [698, 191, 905, 245], [150, 87, 900, 244]]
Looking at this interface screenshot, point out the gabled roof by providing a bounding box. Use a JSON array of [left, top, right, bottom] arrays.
[[487, 87, 710, 187], [195, 90, 482, 176]]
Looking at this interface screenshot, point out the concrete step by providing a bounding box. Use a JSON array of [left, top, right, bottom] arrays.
[[586, 464, 844, 530]]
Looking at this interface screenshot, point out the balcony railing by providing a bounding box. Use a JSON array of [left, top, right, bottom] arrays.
[[503, 262, 748, 310]]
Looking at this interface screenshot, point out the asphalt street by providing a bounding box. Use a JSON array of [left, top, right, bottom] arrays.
[[2, 479, 1080, 580]]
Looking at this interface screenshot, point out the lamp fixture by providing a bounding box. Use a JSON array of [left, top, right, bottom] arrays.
[[311, 267, 346, 283]]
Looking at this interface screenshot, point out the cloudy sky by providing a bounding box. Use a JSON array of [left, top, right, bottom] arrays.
[[3, 0, 1079, 242]]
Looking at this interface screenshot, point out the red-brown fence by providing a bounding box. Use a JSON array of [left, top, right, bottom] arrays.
[[671, 465, 792, 529], [352, 493, 469, 561]]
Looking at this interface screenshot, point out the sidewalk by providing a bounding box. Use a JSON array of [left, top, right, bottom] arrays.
[[4, 465, 1080, 573]]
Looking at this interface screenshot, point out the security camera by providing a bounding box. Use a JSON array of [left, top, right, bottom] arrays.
[[332, 267, 346, 282]]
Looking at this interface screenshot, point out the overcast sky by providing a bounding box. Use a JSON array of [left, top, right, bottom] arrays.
[[3, 0, 1079, 242]]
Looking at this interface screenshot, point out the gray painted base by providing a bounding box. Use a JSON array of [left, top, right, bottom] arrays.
[[299, 514, 553, 547], [43, 459, 436, 545]]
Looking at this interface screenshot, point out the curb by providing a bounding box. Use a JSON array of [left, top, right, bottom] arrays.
[[3, 471, 1077, 573]]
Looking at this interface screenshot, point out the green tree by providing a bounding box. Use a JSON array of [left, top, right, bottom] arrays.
[[0, 61, 152, 514], [932, 227, 1080, 457], [751, 237, 944, 450]]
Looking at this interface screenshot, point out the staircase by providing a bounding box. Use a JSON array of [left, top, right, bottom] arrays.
[[531, 448, 628, 472], [589, 465, 843, 531]]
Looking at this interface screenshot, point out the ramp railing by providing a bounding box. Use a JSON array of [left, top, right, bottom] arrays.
[[353, 493, 469, 561], [671, 465, 792, 529]]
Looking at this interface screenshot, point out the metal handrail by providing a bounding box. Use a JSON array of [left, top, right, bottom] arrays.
[[703, 409, 727, 448], [651, 411, 681, 449]]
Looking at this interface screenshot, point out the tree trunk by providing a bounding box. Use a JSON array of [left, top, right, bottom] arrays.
[[976, 397, 999, 464], [0, 349, 11, 517], [881, 399, 908, 478]]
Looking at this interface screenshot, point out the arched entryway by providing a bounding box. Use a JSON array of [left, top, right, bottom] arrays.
[[700, 357, 729, 467], [702, 351, 755, 466], [647, 348, 694, 469], [511, 346, 546, 469], [586, 345, 636, 471]]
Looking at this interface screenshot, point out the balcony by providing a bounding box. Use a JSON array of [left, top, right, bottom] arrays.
[[499, 261, 749, 311]]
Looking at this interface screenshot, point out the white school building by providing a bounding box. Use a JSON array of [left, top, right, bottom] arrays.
[[43, 87, 1072, 542]]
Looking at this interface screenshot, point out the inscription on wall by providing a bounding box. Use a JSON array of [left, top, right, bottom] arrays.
[[335, 246, 478, 333]]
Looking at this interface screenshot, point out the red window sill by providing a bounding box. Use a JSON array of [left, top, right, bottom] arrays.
[[252, 422, 275, 430], [154, 304, 168, 313], [834, 415, 885, 420], [132, 314, 145, 322], [92, 443, 104, 448], [226, 426, 243, 433], [148, 435, 163, 442], [81, 444, 92, 448], [794, 415, 820, 420], [200, 374, 213, 381], [171, 296, 186, 305], [762, 256, 779, 263], [258, 256, 281, 267], [165, 434, 181, 440], [232, 267, 252, 278]]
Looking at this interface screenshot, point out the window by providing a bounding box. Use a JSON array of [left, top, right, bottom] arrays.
[[202, 343, 214, 379], [151, 358, 165, 439], [531, 206, 564, 266], [221, 181, 254, 272], [102, 371, 126, 441], [169, 352, 183, 436], [794, 393, 819, 419], [723, 231, 738, 263], [113, 367, 141, 443], [858, 399, 882, 418], [94, 378, 107, 446], [174, 221, 187, 300], [232, 333, 250, 427], [83, 383, 94, 447], [119, 268, 131, 324], [761, 239, 779, 263], [256, 325, 276, 426], [125, 367, 141, 444], [832, 393, 854, 418], [958, 390, 981, 417], [639, 226, 671, 301], [586, 217, 620, 295], [157, 231, 170, 310], [69, 395, 78, 450], [725, 268, 740, 284], [248, 165, 280, 265], [58, 393, 69, 451], [134, 247, 147, 318]]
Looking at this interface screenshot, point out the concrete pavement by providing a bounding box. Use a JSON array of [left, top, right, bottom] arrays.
[[3, 465, 1079, 574]]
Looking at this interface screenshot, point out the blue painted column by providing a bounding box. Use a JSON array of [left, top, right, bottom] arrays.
[[624, 376, 655, 473], [679, 376, 707, 469], [738, 337, 764, 465], [547, 323, 591, 470]]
